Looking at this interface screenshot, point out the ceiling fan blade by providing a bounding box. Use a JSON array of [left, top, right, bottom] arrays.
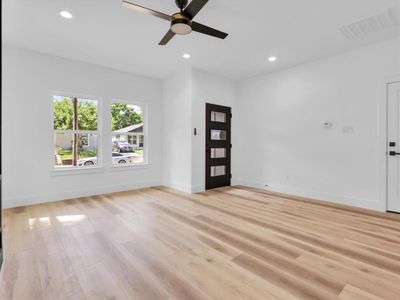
[[183, 0, 209, 20], [122, 0, 172, 21], [159, 30, 176, 45], [191, 22, 228, 39]]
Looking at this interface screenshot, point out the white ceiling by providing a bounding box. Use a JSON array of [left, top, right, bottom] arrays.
[[3, 0, 400, 80]]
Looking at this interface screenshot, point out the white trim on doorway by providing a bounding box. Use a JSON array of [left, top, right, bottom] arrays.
[[379, 75, 400, 212]]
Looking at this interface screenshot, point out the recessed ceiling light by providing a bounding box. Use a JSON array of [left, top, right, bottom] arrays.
[[268, 56, 277, 62], [60, 11, 73, 19], [183, 53, 191, 59]]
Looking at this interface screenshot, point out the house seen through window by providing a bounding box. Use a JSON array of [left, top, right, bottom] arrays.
[[111, 103, 145, 165], [53, 96, 98, 168], [53, 97, 145, 168]]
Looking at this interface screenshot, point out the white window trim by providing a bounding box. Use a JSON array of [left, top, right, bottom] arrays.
[[51, 92, 102, 171], [51, 166, 105, 176], [111, 100, 149, 167]]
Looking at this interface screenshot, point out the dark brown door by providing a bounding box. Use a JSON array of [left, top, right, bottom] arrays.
[[205, 103, 231, 190]]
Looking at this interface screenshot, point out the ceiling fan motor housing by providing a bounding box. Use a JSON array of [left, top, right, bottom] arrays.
[[171, 13, 192, 35]]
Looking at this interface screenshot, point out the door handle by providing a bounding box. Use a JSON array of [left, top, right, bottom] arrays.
[[389, 151, 400, 156]]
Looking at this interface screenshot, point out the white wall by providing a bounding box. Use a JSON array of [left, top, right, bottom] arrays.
[[4, 38, 400, 211], [2, 46, 164, 208], [191, 69, 238, 192], [162, 68, 238, 193], [238, 37, 400, 211], [162, 69, 193, 192]]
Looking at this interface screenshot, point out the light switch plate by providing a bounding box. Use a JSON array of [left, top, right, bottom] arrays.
[[343, 126, 354, 134]]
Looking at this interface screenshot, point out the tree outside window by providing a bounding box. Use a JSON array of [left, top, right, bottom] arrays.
[[53, 96, 98, 168]]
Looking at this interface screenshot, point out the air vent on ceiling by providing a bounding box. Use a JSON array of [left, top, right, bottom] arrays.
[[339, 7, 399, 40]]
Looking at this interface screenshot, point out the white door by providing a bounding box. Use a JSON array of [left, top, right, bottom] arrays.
[[387, 81, 400, 212]]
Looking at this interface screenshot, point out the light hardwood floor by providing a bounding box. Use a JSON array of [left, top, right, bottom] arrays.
[[1, 186, 400, 300]]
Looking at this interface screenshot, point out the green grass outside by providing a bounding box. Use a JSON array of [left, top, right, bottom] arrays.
[[59, 149, 97, 160], [59, 148, 143, 160]]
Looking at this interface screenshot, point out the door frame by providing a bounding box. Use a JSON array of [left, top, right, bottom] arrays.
[[380, 76, 400, 212]]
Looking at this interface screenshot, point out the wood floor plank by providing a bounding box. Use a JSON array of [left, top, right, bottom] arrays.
[[232, 253, 339, 300], [150, 202, 346, 295], [338, 285, 383, 300], [122, 239, 211, 300], [0, 250, 43, 300], [158, 187, 400, 275], [1, 185, 400, 300], [296, 252, 399, 299]]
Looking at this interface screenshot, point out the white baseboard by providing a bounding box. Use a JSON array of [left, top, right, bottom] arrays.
[[162, 181, 192, 194], [191, 185, 205, 193], [3, 180, 162, 208], [6, 177, 385, 213], [162, 181, 204, 194], [236, 179, 386, 212]]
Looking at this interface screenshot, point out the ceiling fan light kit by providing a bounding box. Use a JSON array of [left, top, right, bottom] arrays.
[[122, 0, 228, 45], [171, 13, 192, 35]]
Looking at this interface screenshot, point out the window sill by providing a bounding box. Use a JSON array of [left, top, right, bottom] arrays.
[[51, 166, 105, 176], [109, 163, 150, 172]]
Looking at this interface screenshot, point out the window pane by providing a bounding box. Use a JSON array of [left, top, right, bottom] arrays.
[[53, 96, 73, 130], [211, 111, 226, 123], [53, 96, 98, 130], [112, 134, 144, 165], [211, 130, 227, 140], [210, 165, 226, 177], [211, 148, 226, 158], [78, 99, 98, 130], [111, 103, 143, 133], [128, 135, 137, 145], [54, 133, 98, 167]]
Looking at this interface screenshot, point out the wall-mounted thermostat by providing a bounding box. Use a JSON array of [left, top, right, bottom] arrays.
[[323, 122, 333, 128]]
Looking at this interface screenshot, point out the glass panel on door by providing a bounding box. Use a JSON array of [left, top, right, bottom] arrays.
[[211, 111, 226, 123], [211, 148, 226, 158], [211, 130, 227, 140], [210, 165, 226, 177]]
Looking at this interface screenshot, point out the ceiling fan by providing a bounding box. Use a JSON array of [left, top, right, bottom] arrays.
[[122, 0, 229, 45]]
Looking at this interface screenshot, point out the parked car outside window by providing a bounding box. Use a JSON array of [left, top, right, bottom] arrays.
[[112, 141, 134, 153], [77, 152, 133, 166]]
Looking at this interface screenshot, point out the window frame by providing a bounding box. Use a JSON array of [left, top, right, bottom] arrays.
[[110, 100, 148, 167], [51, 92, 102, 172]]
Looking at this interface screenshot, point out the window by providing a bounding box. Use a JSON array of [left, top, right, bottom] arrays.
[[53, 96, 99, 168], [111, 103, 145, 165]]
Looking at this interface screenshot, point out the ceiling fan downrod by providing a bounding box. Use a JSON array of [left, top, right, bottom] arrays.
[[175, 0, 188, 11]]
